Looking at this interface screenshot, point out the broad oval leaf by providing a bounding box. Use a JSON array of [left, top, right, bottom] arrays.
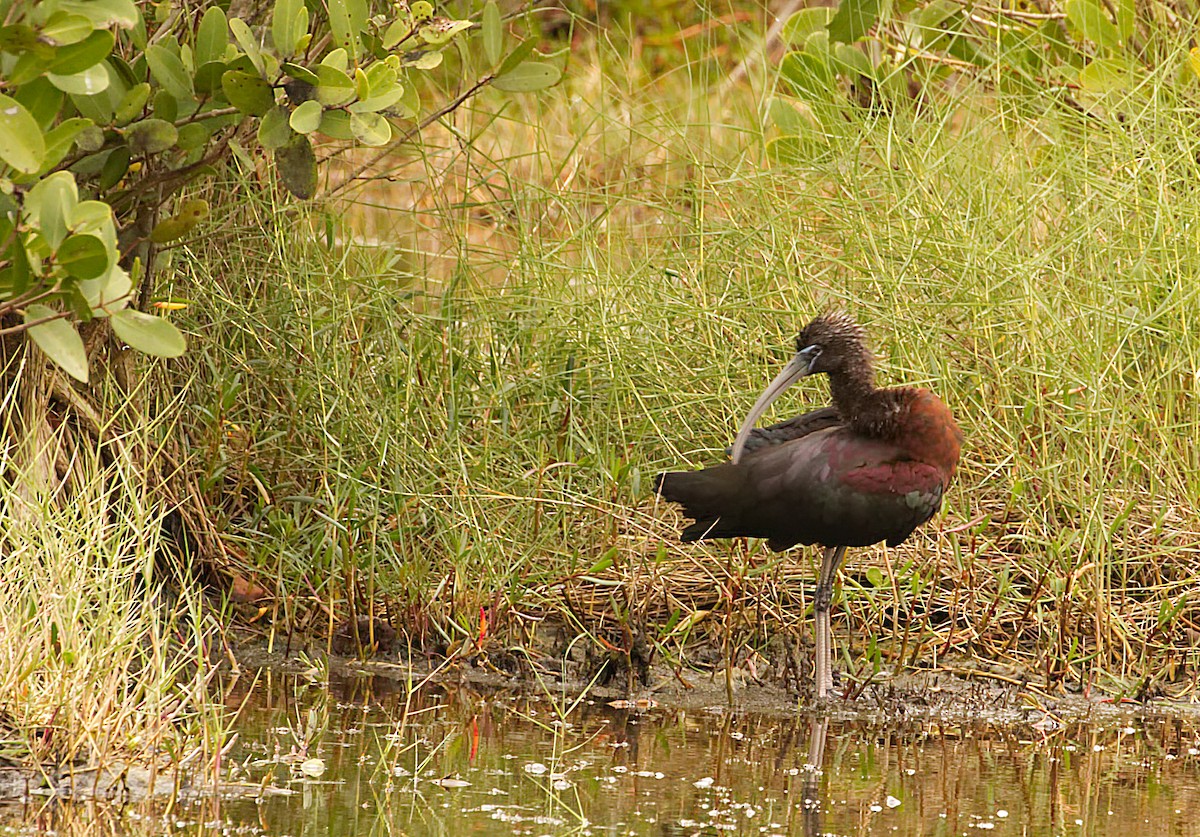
[[314, 64, 355, 105], [275, 134, 317, 199], [282, 62, 320, 85], [1065, 0, 1120, 50], [196, 6, 228, 65], [25, 171, 78, 249], [827, 0, 883, 44], [40, 117, 94, 171], [328, 0, 368, 58], [48, 65, 111, 96], [783, 7, 834, 46], [492, 62, 562, 92], [0, 95, 46, 173], [258, 105, 294, 148], [317, 109, 354, 139], [194, 61, 227, 95], [229, 18, 265, 74], [146, 44, 195, 100], [26, 304, 88, 382], [273, 0, 308, 58], [57, 0, 138, 29], [221, 70, 275, 116], [149, 199, 209, 243], [126, 118, 178, 155], [1078, 57, 1128, 91], [57, 232, 110, 279], [176, 122, 211, 151], [48, 29, 114, 74], [350, 111, 390, 145], [111, 308, 186, 357], [289, 99, 324, 133], [42, 11, 93, 45], [113, 81, 150, 125]]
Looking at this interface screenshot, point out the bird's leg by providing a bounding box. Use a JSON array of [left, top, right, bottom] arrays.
[[814, 545, 847, 699]]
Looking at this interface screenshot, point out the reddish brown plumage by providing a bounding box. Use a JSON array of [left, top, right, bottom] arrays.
[[655, 313, 961, 698], [656, 314, 962, 552]]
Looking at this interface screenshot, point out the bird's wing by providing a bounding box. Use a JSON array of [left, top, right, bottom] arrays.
[[727, 405, 842, 456]]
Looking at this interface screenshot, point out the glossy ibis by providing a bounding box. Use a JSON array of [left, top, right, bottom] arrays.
[[655, 313, 962, 698]]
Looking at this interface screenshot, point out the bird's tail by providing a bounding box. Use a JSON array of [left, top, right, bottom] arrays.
[[654, 465, 749, 542]]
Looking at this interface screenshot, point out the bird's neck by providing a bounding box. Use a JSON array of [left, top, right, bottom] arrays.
[[829, 369, 899, 438]]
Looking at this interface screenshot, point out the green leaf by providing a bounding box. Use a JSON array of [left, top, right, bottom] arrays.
[[146, 44, 195, 100], [1066, 0, 1120, 51], [289, 99, 323, 133], [56, 0, 138, 29], [274, 134, 317, 199], [42, 11, 93, 45], [282, 62, 320, 85], [40, 117, 94, 171], [1078, 57, 1128, 90], [258, 105, 294, 148], [314, 64, 355, 106], [98, 146, 130, 190], [222, 70, 275, 116], [402, 50, 442, 70], [865, 567, 885, 588], [1115, 0, 1135, 42], [196, 6, 228, 65], [381, 19, 407, 50], [353, 66, 370, 101], [176, 121, 211, 151], [493, 62, 562, 92], [125, 118, 178, 155], [420, 17, 471, 46], [783, 7, 834, 46], [48, 29, 114, 74], [0, 24, 45, 55], [26, 305, 88, 383], [272, 0, 309, 58], [832, 42, 875, 78], [348, 82, 406, 113], [57, 233, 110, 280], [328, 0, 368, 58], [110, 308, 186, 357], [194, 61, 227, 95], [497, 38, 536, 76], [14, 77, 64, 129], [25, 171, 78, 249], [48, 66, 111, 96], [482, 1, 502, 66], [0, 95, 46, 174], [827, 0, 883, 44], [780, 50, 833, 96], [350, 111, 390, 145], [149, 199, 209, 243], [317, 109, 354, 139], [113, 81, 151, 125], [229, 18, 265, 75]]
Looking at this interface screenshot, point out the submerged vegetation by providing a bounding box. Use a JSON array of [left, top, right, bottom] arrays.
[[5, 0, 1200, 783]]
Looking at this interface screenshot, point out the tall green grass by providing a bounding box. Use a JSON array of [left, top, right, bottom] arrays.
[[0, 388, 227, 770], [170, 28, 1200, 694]]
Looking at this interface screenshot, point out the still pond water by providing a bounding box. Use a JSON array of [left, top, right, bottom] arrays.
[[8, 671, 1200, 836]]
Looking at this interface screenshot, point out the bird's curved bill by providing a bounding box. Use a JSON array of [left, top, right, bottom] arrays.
[[729, 350, 814, 464]]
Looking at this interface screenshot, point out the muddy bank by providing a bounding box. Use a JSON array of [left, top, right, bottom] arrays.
[[230, 619, 1200, 728]]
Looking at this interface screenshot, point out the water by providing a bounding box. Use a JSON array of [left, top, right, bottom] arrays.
[[8, 671, 1200, 836]]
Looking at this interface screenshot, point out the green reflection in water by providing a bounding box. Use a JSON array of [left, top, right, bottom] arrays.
[[7, 672, 1200, 837]]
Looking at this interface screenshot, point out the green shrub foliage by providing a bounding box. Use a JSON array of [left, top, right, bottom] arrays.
[[0, 0, 559, 382]]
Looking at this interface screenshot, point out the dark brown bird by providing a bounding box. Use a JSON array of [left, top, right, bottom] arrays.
[[655, 313, 962, 698]]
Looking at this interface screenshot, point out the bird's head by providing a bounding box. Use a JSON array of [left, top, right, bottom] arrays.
[[794, 312, 870, 378], [730, 312, 870, 464]]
